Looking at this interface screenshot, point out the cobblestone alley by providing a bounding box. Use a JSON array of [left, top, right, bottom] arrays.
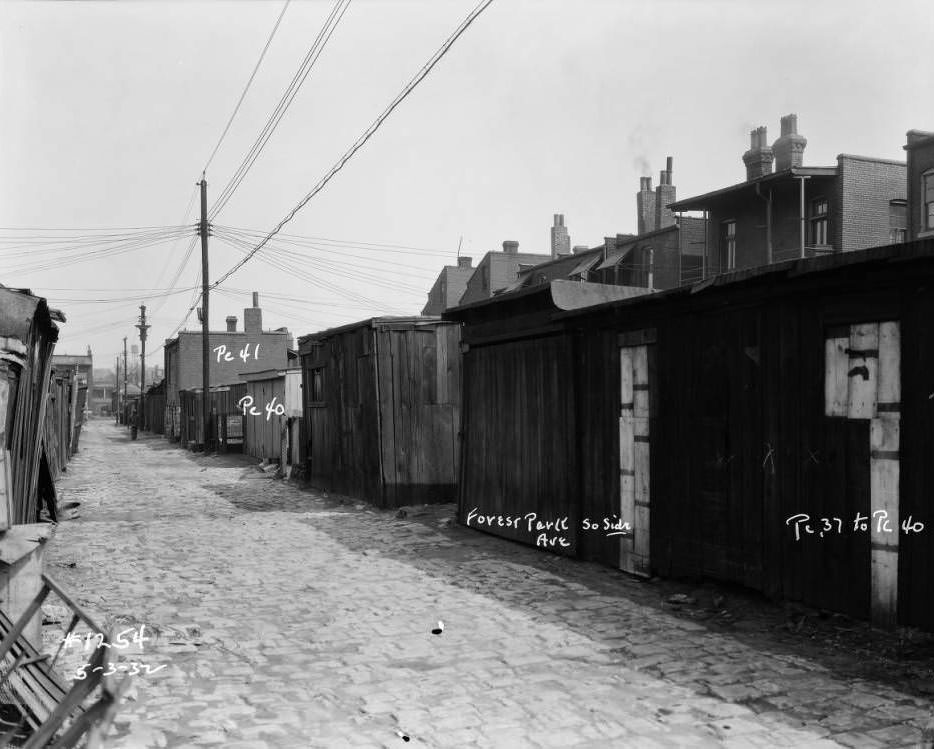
[[42, 419, 934, 748]]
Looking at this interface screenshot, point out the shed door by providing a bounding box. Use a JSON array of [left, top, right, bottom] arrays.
[[824, 321, 900, 626], [619, 340, 652, 576]]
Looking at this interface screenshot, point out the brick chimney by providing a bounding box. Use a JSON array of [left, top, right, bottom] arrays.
[[743, 126, 773, 180], [550, 214, 571, 258], [655, 157, 676, 230], [772, 113, 807, 171], [457, 256, 472, 268], [502, 240, 519, 254], [637, 176, 657, 235], [225, 316, 237, 332], [244, 292, 262, 334]]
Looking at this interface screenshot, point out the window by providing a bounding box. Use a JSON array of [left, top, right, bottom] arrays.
[[889, 199, 907, 244], [721, 220, 736, 270], [480, 264, 489, 291], [309, 367, 325, 404], [811, 198, 829, 246], [925, 173, 934, 231]]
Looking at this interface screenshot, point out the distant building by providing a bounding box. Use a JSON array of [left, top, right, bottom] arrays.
[[421, 256, 474, 315], [905, 129, 934, 241], [505, 159, 705, 292], [51, 348, 93, 412], [90, 382, 114, 416], [550, 214, 571, 258], [669, 114, 907, 275], [457, 241, 551, 305], [163, 292, 291, 441]]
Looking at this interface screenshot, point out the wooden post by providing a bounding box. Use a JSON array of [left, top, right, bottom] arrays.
[[870, 321, 900, 628], [199, 179, 211, 452]]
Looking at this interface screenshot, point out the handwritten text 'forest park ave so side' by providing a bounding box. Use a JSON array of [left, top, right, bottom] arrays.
[[465, 508, 633, 548]]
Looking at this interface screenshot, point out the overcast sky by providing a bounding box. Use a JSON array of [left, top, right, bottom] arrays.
[[2, 0, 932, 370]]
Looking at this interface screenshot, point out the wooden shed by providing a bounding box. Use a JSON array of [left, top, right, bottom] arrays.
[[298, 317, 461, 508], [178, 384, 246, 452], [144, 379, 166, 435], [240, 368, 303, 468], [445, 239, 934, 632], [0, 287, 61, 525]]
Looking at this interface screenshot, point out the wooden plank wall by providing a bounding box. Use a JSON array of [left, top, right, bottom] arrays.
[[305, 326, 382, 503], [459, 333, 577, 553], [378, 325, 460, 507], [458, 260, 934, 629], [897, 287, 934, 631], [244, 378, 286, 461], [575, 285, 912, 623]]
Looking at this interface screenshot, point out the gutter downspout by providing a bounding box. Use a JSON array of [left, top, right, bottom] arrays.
[[796, 175, 810, 259], [755, 182, 773, 265], [703, 210, 708, 279]]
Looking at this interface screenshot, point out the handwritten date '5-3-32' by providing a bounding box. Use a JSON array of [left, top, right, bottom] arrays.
[[785, 511, 925, 541], [74, 661, 166, 680]]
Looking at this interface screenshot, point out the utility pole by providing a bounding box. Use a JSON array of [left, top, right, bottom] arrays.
[[115, 355, 120, 423], [123, 337, 128, 426], [199, 177, 211, 452], [136, 305, 150, 431]]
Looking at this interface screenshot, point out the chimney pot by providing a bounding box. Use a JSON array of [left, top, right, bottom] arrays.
[[743, 125, 774, 180], [666, 156, 673, 174], [457, 256, 472, 268], [503, 240, 519, 254], [252, 291, 259, 308], [572, 245, 589, 254], [225, 316, 237, 332], [773, 113, 807, 171]]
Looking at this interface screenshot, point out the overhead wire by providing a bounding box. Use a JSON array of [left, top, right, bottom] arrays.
[[209, 0, 494, 292], [208, 0, 352, 220], [202, 0, 291, 176]]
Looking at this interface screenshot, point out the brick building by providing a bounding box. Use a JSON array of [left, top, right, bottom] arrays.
[[51, 349, 93, 411], [905, 129, 934, 241], [421, 256, 474, 315], [164, 293, 291, 438], [506, 159, 705, 291], [457, 241, 550, 305], [669, 114, 907, 275]]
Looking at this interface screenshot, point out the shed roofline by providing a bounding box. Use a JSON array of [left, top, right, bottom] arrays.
[[297, 315, 449, 347]]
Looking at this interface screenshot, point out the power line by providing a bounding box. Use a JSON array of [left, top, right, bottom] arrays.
[[210, 0, 494, 291], [147, 185, 200, 296], [208, 0, 351, 220], [202, 0, 291, 175]]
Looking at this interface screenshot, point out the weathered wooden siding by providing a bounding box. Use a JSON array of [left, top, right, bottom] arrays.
[[459, 333, 577, 552], [301, 319, 461, 508], [450, 241, 934, 631], [378, 325, 460, 507], [304, 325, 381, 502], [243, 377, 287, 461]]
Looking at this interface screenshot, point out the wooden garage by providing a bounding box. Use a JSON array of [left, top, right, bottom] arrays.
[[298, 317, 461, 508], [446, 238, 934, 631]]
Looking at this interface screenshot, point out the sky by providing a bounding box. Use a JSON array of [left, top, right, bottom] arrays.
[[1, 0, 932, 373]]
